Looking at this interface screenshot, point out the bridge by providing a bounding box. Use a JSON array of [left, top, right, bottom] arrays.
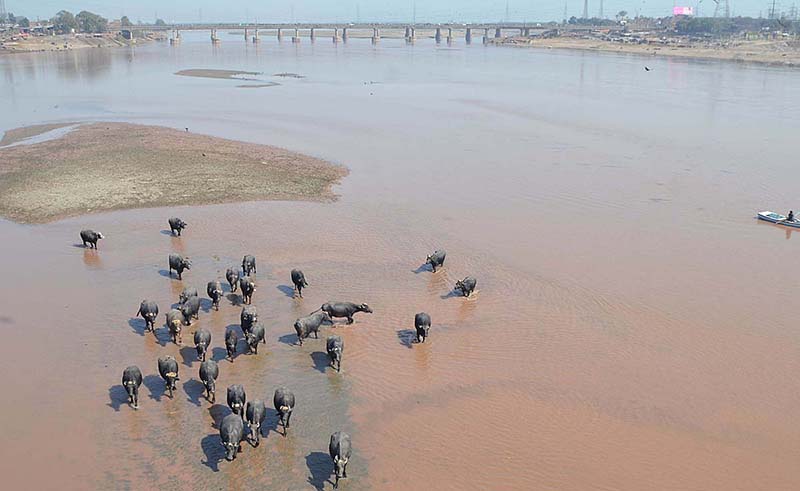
[[126, 22, 613, 45]]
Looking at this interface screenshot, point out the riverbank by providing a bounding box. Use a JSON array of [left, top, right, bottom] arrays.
[[493, 35, 800, 67], [0, 123, 348, 224], [0, 33, 155, 55]]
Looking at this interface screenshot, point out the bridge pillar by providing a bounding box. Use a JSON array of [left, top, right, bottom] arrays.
[[405, 27, 411, 39], [333, 28, 340, 43], [310, 28, 316, 41], [292, 28, 300, 43], [466, 28, 472, 44], [244, 28, 248, 41], [435, 27, 442, 44], [211, 28, 219, 43], [372, 28, 380, 44], [483, 28, 489, 44], [523, 27, 530, 36], [411, 27, 416, 40], [447, 28, 453, 44], [277, 28, 282, 41], [252, 29, 260, 43], [495, 27, 501, 38], [342, 27, 348, 42]]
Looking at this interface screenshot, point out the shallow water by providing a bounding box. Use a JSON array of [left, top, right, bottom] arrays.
[[1, 33, 800, 490]]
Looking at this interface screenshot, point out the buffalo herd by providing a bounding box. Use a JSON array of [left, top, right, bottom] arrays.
[[85, 217, 478, 488]]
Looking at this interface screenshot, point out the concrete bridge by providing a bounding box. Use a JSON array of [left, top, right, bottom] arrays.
[[132, 22, 612, 45]]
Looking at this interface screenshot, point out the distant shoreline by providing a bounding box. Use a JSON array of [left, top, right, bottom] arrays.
[[491, 36, 800, 68], [0, 33, 154, 55], [0, 123, 348, 224]]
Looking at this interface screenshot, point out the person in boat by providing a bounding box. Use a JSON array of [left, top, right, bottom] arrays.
[[788, 211, 795, 222]]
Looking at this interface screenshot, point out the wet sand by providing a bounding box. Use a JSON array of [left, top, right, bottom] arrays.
[[0, 123, 347, 224], [0, 122, 76, 146]]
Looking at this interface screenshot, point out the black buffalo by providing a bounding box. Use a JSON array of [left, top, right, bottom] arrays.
[[291, 269, 308, 298], [225, 328, 239, 362], [273, 387, 295, 436], [165, 309, 185, 345], [245, 323, 265, 355], [227, 384, 247, 420], [327, 336, 344, 372], [80, 229, 104, 249], [455, 276, 477, 297], [240, 305, 257, 336], [426, 249, 446, 272], [293, 311, 332, 346], [168, 253, 191, 280], [199, 360, 219, 403], [207, 280, 224, 311], [220, 413, 244, 462], [226, 268, 240, 293], [194, 328, 211, 362], [329, 431, 352, 489], [321, 302, 373, 325], [245, 400, 267, 447], [168, 217, 187, 236], [122, 365, 143, 409], [179, 286, 198, 304], [180, 295, 201, 322], [157, 356, 179, 398], [136, 299, 159, 332], [415, 312, 431, 343], [242, 255, 256, 276], [239, 276, 255, 305]]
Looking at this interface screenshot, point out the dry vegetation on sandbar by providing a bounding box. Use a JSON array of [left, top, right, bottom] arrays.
[[0, 122, 348, 224]]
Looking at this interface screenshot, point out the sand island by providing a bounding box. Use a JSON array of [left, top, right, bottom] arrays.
[[0, 122, 348, 224]]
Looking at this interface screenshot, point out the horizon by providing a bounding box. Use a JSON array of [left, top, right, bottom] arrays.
[[7, 1, 790, 24]]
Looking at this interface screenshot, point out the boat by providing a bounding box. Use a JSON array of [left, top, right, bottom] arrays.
[[757, 211, 800, 228]]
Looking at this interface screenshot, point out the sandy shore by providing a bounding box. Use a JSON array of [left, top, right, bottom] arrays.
[[0, 123, 348, 224], [0, 34, 147, 55], [493, 35, 800, 67], [175, 69, 262, 80]]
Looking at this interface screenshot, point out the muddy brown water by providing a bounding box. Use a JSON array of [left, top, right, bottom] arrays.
[[1, 32, 800, 490]]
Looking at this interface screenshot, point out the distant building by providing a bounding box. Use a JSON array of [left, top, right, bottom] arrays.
[[673, 6, 695, 16]]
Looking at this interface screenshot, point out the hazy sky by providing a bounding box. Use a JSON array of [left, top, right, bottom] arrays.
[[8, 0, 784, 23]]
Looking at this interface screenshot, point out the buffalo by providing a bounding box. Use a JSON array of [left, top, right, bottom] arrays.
[[329, 431, 352, 489], [226, 268, 240, 293], [136, 299, 159, 332], [199, 360, 219, 403], [121, 365, 143, 409], [426, 249, 446, 272], [245, 323, 265, 355], [273, 387, 295, 436], [415, 312, 431, 343], [321, 302, 373, 325], [240, 305, 258, 336], [245, 400, 267, 447], [291, 269, 308, 298], [168, 253, 191, 280], [157, 356, 179, 398], [194, 328, 211, 362], [207, 280, 224, 311], [227, 384, 247, 420], [165, 309, 185, 345], [242, 255, 256, 276], [180, 295, 201, 322], [168, 217, 187, 236], [239, 276, 255, 305], [80, 229, 104, 249], [179, 286, 198, 304], [225, 328, 239, 362], [294, 311, 332, 346], [455, 276, 477, 297], [327, 336, 344, 372], [220, 413, 244, 462]]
